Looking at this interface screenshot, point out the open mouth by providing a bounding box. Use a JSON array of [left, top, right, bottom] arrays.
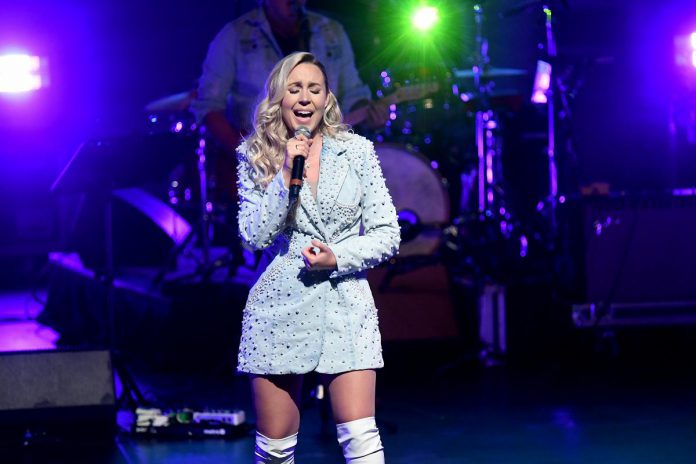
[[294, 110, 313, 119]]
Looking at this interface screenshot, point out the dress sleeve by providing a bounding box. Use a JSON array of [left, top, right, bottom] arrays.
[[191, 23, 238, 123], [328, 140, 400, 278], [236, 146, 291, 250]]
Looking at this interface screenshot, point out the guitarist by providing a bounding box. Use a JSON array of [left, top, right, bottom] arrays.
[[191, 0, 389, 157]]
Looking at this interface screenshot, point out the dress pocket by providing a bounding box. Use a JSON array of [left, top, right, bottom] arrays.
[[335, 178, 361, 208]]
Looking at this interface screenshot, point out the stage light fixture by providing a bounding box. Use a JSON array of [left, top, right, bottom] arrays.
[[674, 32, 696, 70], [411, 6, 439, 31], [0, 54, 45, 93], [531, 60, 551, 104]]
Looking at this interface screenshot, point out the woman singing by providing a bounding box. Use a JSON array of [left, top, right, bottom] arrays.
[[236, 51, 400, 463]]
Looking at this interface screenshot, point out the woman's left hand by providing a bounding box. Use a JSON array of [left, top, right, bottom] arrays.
[[302, 240, 337, 271]]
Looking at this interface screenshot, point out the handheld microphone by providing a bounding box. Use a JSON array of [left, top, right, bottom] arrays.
[[289, 126, 311, 202]]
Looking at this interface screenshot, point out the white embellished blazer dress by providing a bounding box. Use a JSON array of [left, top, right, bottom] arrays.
[[236, 133, 401, 375]]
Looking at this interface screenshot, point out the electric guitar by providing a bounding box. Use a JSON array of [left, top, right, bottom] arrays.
[[343, 81, 440, 127]]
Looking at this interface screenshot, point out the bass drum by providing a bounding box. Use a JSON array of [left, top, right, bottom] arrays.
[[375, 144, 450, 258]]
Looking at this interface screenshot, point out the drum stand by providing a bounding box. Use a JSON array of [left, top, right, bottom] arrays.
[[195, 132, 212, 266], [463, 2, 512, 365], [470, 2, 507, 221], [151, 131, 211, 286], [152, 128, 243, 287]]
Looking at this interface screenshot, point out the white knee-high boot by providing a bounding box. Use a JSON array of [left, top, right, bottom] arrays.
[[254, 431, 297, 464], [336, 416, 385, 463]]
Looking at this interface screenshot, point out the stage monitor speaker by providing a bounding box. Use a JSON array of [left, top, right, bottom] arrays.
[[0, 349, 116, 445]]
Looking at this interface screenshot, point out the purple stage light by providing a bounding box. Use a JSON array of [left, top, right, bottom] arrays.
[[531, 60, 551, 104], [519, 235, 528, 258], [0, 53, 45, 93], [675, 32, 696, 70], [531, 90, 547, 104], [673, 187, 696, 196]]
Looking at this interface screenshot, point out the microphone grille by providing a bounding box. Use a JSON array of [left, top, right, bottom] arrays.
[[294, 126, 311, 138]]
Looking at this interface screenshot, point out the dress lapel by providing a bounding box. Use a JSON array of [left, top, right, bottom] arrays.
[[317, 136, 349, 221], [299, 174, 328, 240]]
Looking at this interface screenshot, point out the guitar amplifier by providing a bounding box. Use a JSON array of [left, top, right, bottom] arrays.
[[575, 194, 696, 326]]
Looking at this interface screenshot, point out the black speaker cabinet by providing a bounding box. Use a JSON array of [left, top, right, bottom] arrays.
[[0, 349, 116, 445], [580, 195, 696, 316]]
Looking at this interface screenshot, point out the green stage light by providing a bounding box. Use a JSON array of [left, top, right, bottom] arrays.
[[411, 6, 439, 31]]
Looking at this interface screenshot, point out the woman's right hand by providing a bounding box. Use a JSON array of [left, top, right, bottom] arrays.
[[283, 133, 312, 183]]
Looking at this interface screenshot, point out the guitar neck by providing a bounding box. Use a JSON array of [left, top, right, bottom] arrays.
[[343, 83, 436, 127]]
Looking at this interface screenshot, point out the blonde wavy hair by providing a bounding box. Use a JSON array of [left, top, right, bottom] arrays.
[[244, 52, 349, 187]]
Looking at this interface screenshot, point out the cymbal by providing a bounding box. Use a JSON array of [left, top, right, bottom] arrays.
[[453, 67, 527, 79], [145, 90, 197, 113]]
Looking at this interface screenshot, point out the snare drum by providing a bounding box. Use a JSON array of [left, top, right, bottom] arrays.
[[375, 143, 449, 257]]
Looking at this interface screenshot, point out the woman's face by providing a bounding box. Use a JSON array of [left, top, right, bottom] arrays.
[[281, 62, 328, 135]]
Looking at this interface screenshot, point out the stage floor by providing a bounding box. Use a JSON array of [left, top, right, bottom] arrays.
[[2, 288, 696, 463]]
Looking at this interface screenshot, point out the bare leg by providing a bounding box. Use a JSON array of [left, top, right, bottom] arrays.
[[251, 374, 303, 438], [322, 369, 376, 423]]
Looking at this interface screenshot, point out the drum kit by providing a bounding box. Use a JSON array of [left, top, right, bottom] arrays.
[[368, 0, 565, 281], [143, 0, 564, 283]]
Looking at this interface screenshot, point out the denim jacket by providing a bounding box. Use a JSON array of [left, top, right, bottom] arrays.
[[191, 8, 371, 132]]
